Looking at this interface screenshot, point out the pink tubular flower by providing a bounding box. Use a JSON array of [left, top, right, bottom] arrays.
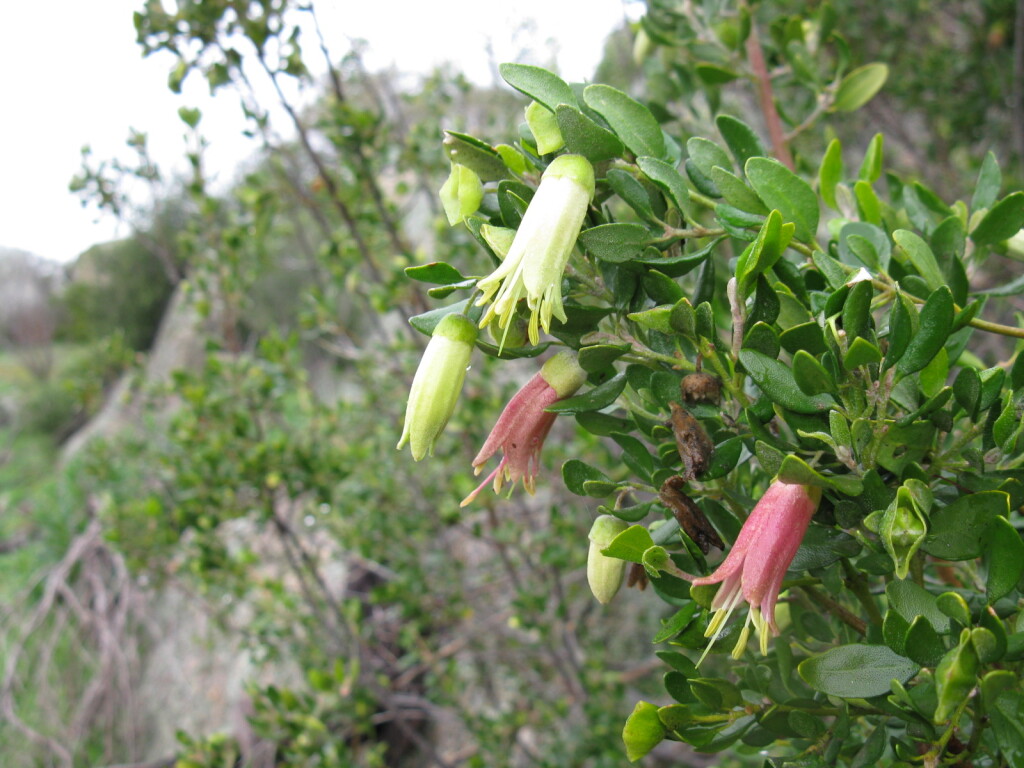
[[693, 480, 821, 663], [460, 351, 586, 507]]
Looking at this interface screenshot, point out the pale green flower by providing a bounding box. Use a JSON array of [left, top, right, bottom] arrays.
[[397, 313, 477, 460], [476, 154, 595, 346]]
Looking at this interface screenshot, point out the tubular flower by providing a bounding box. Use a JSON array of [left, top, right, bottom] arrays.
[[461, 351, 586, 506], [692, 480, 821, 663], [397, 313, 477, 461], [475, 154, 595, 347]]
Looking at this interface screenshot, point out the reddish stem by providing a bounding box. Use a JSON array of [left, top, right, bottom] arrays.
[[746, 25, 794, 170]]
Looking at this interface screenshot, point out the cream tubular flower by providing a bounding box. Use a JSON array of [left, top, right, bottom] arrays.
[[476, 154, 595, 346], [397, 313, 477, 461]]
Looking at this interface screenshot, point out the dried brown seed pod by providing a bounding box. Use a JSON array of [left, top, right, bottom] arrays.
[[658, 475, 725, 554], [680, 372, 722, 404], [626, 562, 648, 591], [669, 402, 714, 481]]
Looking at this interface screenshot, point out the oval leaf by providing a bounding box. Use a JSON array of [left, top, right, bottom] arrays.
[[799, 644, 918, 698]]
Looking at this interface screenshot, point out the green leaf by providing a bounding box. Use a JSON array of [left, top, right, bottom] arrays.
[[905, 615, 946, 666], [562, 459, 610, 496], [735, 210, 792, 298], [579, 223, 650, 263], [922, 491, 1009, 560], [886, 579, 951, 633], [740, 349, 835, 413], [777, 455, 864, 496], [547, 372, 627, 413], [710, 166, 768, 214], [971, 191, 1024, 246], [985, 516, 1024, 602], [498, 63, 577, 111], [696, 63, 741, 85], [789, 525, 862, 571], [895, 286, 953, 376], [408, 299, 471, 336], [893, 230, 945, 292], [443, 130, 509, 181], [404, 261, 466, 285], [843, 337, 882, 369], [798, 644, 918, 698], [715, 115, 766, 170], [602, 524, 657, 563], [607, 168, 658, 222], [971, 151, 1001, 212], [858, 133, 884, 183], [578, 344, 630, 373], [687, 137, 733, 178], [819, 138, 843, 210], [584, 84, 665, 159], [637, 156, 692, 218], [555, 105, 625, 162], [745, 158, 819, 242], [832, 63, 889, 112], [953, 367, 981, 416]]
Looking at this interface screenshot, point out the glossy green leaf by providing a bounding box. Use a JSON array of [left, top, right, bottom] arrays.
[[971, 191, 1024, 246], [499, 63, 577, 111], [637, 156, 692, 218], [607, 168, 658, 222], [584, 84, 665, 159], [895, 286, 953, 376], [971, 151, 1001, 212], [923, 491, 1009, 560], [791, 350, 836, 396], [579, 222, 650, 263], [741, 349, 834, 412], [555, 105, 626, 162], [832, 63, 889, 112], [745, 158, 819, 242], [844, 337, 882, 369], [985, 516, 1024, 602], [886, 579, 950, 633], [547, 372, 627, 413], [798, 644, 918, 698], [404, 261, 467, 285], [893, 230, 945, 292], [578, 344, 630, 373], [715, 115, 766, 170], [562, 459, 610, 497], [710, 166, 768, 214], [687, 137, 733, 178], [934, 629, 979, 723], [819, 138, 843, 210], [858, 133, 884, 183], [602, 524, 657, 563]]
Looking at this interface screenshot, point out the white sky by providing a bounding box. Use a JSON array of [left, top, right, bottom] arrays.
[[0, 0, 638, 264]]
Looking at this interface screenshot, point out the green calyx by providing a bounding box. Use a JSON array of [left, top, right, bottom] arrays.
[[540, 350, 587, 398], [542, 154, 596, 202], [432, 312, 478, 345]]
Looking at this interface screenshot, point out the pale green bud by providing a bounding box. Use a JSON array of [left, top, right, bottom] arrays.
[[587, 515, 629, 605], [439, 163, 483, 226], [525, 101, 564, 155], [397, 314, 477, 460]]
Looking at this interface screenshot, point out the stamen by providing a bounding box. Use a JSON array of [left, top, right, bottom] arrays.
[[731, 614, 752, 660]]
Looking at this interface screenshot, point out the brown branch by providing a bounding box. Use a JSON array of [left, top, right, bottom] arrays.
[[746, 23, 794, 170]]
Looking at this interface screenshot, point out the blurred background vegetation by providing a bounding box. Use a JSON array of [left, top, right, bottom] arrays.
[[0, 1, 1020, 766]]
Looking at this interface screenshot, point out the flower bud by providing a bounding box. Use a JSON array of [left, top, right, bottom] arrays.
[[439, 163, 483, 226], [587, 515, 629, 604], [525, 101, 564, 155], [622, 700, 665, 762], [397, 313, 477, 460]]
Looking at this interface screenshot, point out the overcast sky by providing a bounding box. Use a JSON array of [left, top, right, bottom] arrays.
[[0, 1, 638, 264]]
